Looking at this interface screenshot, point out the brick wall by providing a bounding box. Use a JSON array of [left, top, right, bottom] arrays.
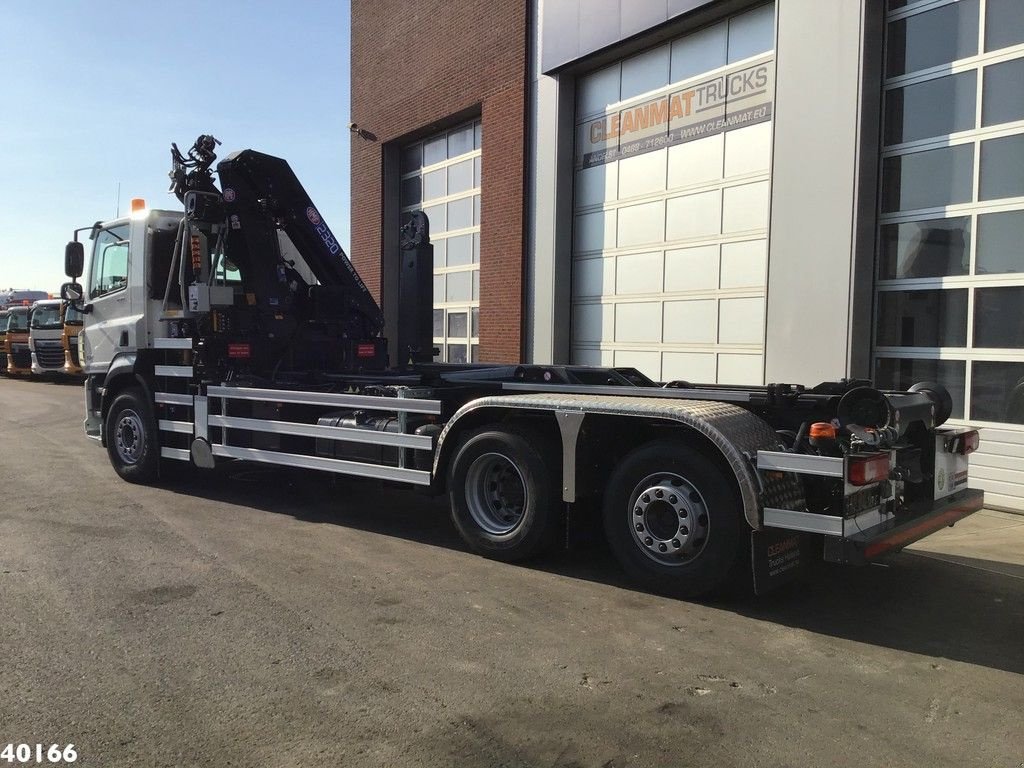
[[350, 0, 528, 363]]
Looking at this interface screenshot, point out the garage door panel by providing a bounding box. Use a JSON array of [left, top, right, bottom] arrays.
[[724, 122, 772, 177], [720, 239, 767, 288], [575, 210, 616, 253], [619, 149, 667, 200], [573, 256, 615, 298], [616, 251, 664, 294], [722, 181, 770, 233], [664, 300, 717, 344], [667, 133, 724, 189], [663, 351, 717, 383], [618, 200, 665, 247], [615, 302, 662, 343], [666, 190, 722, 241], [620, 45, 670, 103], [718, 353, 763, 384], [614, 349, 662, 375], [664, 245, 720, 292], [572, 303, 613, 343], [575, 163, 618, 209], [718, 297, 765, 344]]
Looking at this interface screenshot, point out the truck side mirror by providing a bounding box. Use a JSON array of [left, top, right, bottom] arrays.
[[65, 241, 84, 279], [61, 282, 82, 303]]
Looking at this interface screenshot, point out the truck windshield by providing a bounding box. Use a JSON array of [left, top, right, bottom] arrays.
[[64, 304, 84, 324], [30, 305, 62, 330], [8, 309, 28, 331]]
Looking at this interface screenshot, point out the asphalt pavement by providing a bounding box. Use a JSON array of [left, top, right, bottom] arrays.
[[1, 376, 1022, 767]]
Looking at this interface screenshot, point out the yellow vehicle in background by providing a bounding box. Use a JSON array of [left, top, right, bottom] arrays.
[[4, 306, 31, 376], [63, 302, 84, 375], [0, 309, 8, 371]]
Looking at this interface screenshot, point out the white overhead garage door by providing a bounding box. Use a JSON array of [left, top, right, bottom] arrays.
[[571, 3, 775, 385], [875, 0, 1024, 511]]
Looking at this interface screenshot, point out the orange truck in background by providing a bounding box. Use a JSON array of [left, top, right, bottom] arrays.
[[0, 309, 8, 371], [63, 302, 84, 375], [4, 306, 31, 375]]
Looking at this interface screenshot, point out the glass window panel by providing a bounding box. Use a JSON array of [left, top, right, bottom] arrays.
[[888, 0, 910, 9], [447, 311, 468, 338], [447, 160, 473, 194], [400, 176, 421, 206], [423, 135, 446, 166], [979, 134, 1024, 201], [473, 232, 481, 263], [473, 270, 480, 300], [881, 144, 974, 212], [423, 168, 446, 200], [474, 155, 482, 186], [884, 71, 976, 145], [471, 344, 480, 363], [982, 58, 1024, 127], [886, 0, 979, 77], [471, 306, 480, 337], [400, 145, 421, 174], [447, 344, 468, 364], [446, 271, 471, 301], [671, 21, 728, 82], [432, 309, 444, 337], [727, 3, 774, 64], [447, 234, 473, 266], [433, 350, 444, 363], [974, 287, 1024, 348], [879, 217, 970, 279], [447, 197, 473, 230], [474, 120, 482, 149], [423, 203, 446, 232], [432, 238, 446, 269], [875, 289, 968, 347], [985, 0, 1024, 52], [473, 194, 481, 225], [433, 274, 444, 303], [875, 358, 966, 419], [977, 210, 1024, 274], [448, 125, 474, 157], [972, 361, 1024, 423]]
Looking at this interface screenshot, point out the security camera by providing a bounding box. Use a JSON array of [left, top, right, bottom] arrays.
[[348, 122, 359, 132]]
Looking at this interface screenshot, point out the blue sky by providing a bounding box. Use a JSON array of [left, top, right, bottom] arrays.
[[0, 0, 351, 292]]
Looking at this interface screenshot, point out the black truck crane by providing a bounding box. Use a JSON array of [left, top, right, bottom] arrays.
[[59, 135, 985, 598]]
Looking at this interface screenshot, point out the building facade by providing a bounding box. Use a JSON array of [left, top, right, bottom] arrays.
[[350, 0, 1024, 511]]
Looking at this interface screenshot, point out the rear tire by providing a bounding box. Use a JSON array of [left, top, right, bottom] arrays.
[[105, 387, 160, 484], [449, 424, 561, 562], [603, 439, 745, 598]]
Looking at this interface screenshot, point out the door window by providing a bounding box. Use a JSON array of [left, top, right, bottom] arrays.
[[89, 225, 130, 299]]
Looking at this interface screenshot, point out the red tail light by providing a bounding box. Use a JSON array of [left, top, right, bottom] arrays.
[[847, 453, 890, 486], [949, 430, 980, 455]]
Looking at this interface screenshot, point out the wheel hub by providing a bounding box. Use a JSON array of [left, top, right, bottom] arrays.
[[465, 452, 528, 536], [630, 473, 709, 565], [114, 410, 144, 465]]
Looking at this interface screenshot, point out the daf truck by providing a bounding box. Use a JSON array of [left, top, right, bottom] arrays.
[[4, 306, 31, 376], [29, 299, 67, 376], [60, 135, 985, 597]]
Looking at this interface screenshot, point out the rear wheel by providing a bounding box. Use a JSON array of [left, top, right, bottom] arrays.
[[603, 439, 745, 598], [105, 387, 160, 484], [449, 425, 561, 562]]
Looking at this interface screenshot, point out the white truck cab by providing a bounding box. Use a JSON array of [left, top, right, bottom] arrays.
[[29, 299, 65, 375]]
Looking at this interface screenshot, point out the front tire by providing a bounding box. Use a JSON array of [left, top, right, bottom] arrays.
[[449, 424, 561, 562], [603, 439, 745, 598], [105, 387, 160, 484]]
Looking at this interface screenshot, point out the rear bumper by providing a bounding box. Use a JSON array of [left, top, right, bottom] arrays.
[[825, 488, 985, 564]]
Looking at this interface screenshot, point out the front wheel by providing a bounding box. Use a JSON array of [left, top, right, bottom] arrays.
[[448, 425, 561, 562], [603, 440, 745, 598], [105, 387, 160, 484]]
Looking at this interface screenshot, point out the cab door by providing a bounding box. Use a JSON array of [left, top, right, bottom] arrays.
[[81, 224, 131, 373]]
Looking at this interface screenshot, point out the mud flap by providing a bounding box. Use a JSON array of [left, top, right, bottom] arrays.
[[750, 528, 808, 595]]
